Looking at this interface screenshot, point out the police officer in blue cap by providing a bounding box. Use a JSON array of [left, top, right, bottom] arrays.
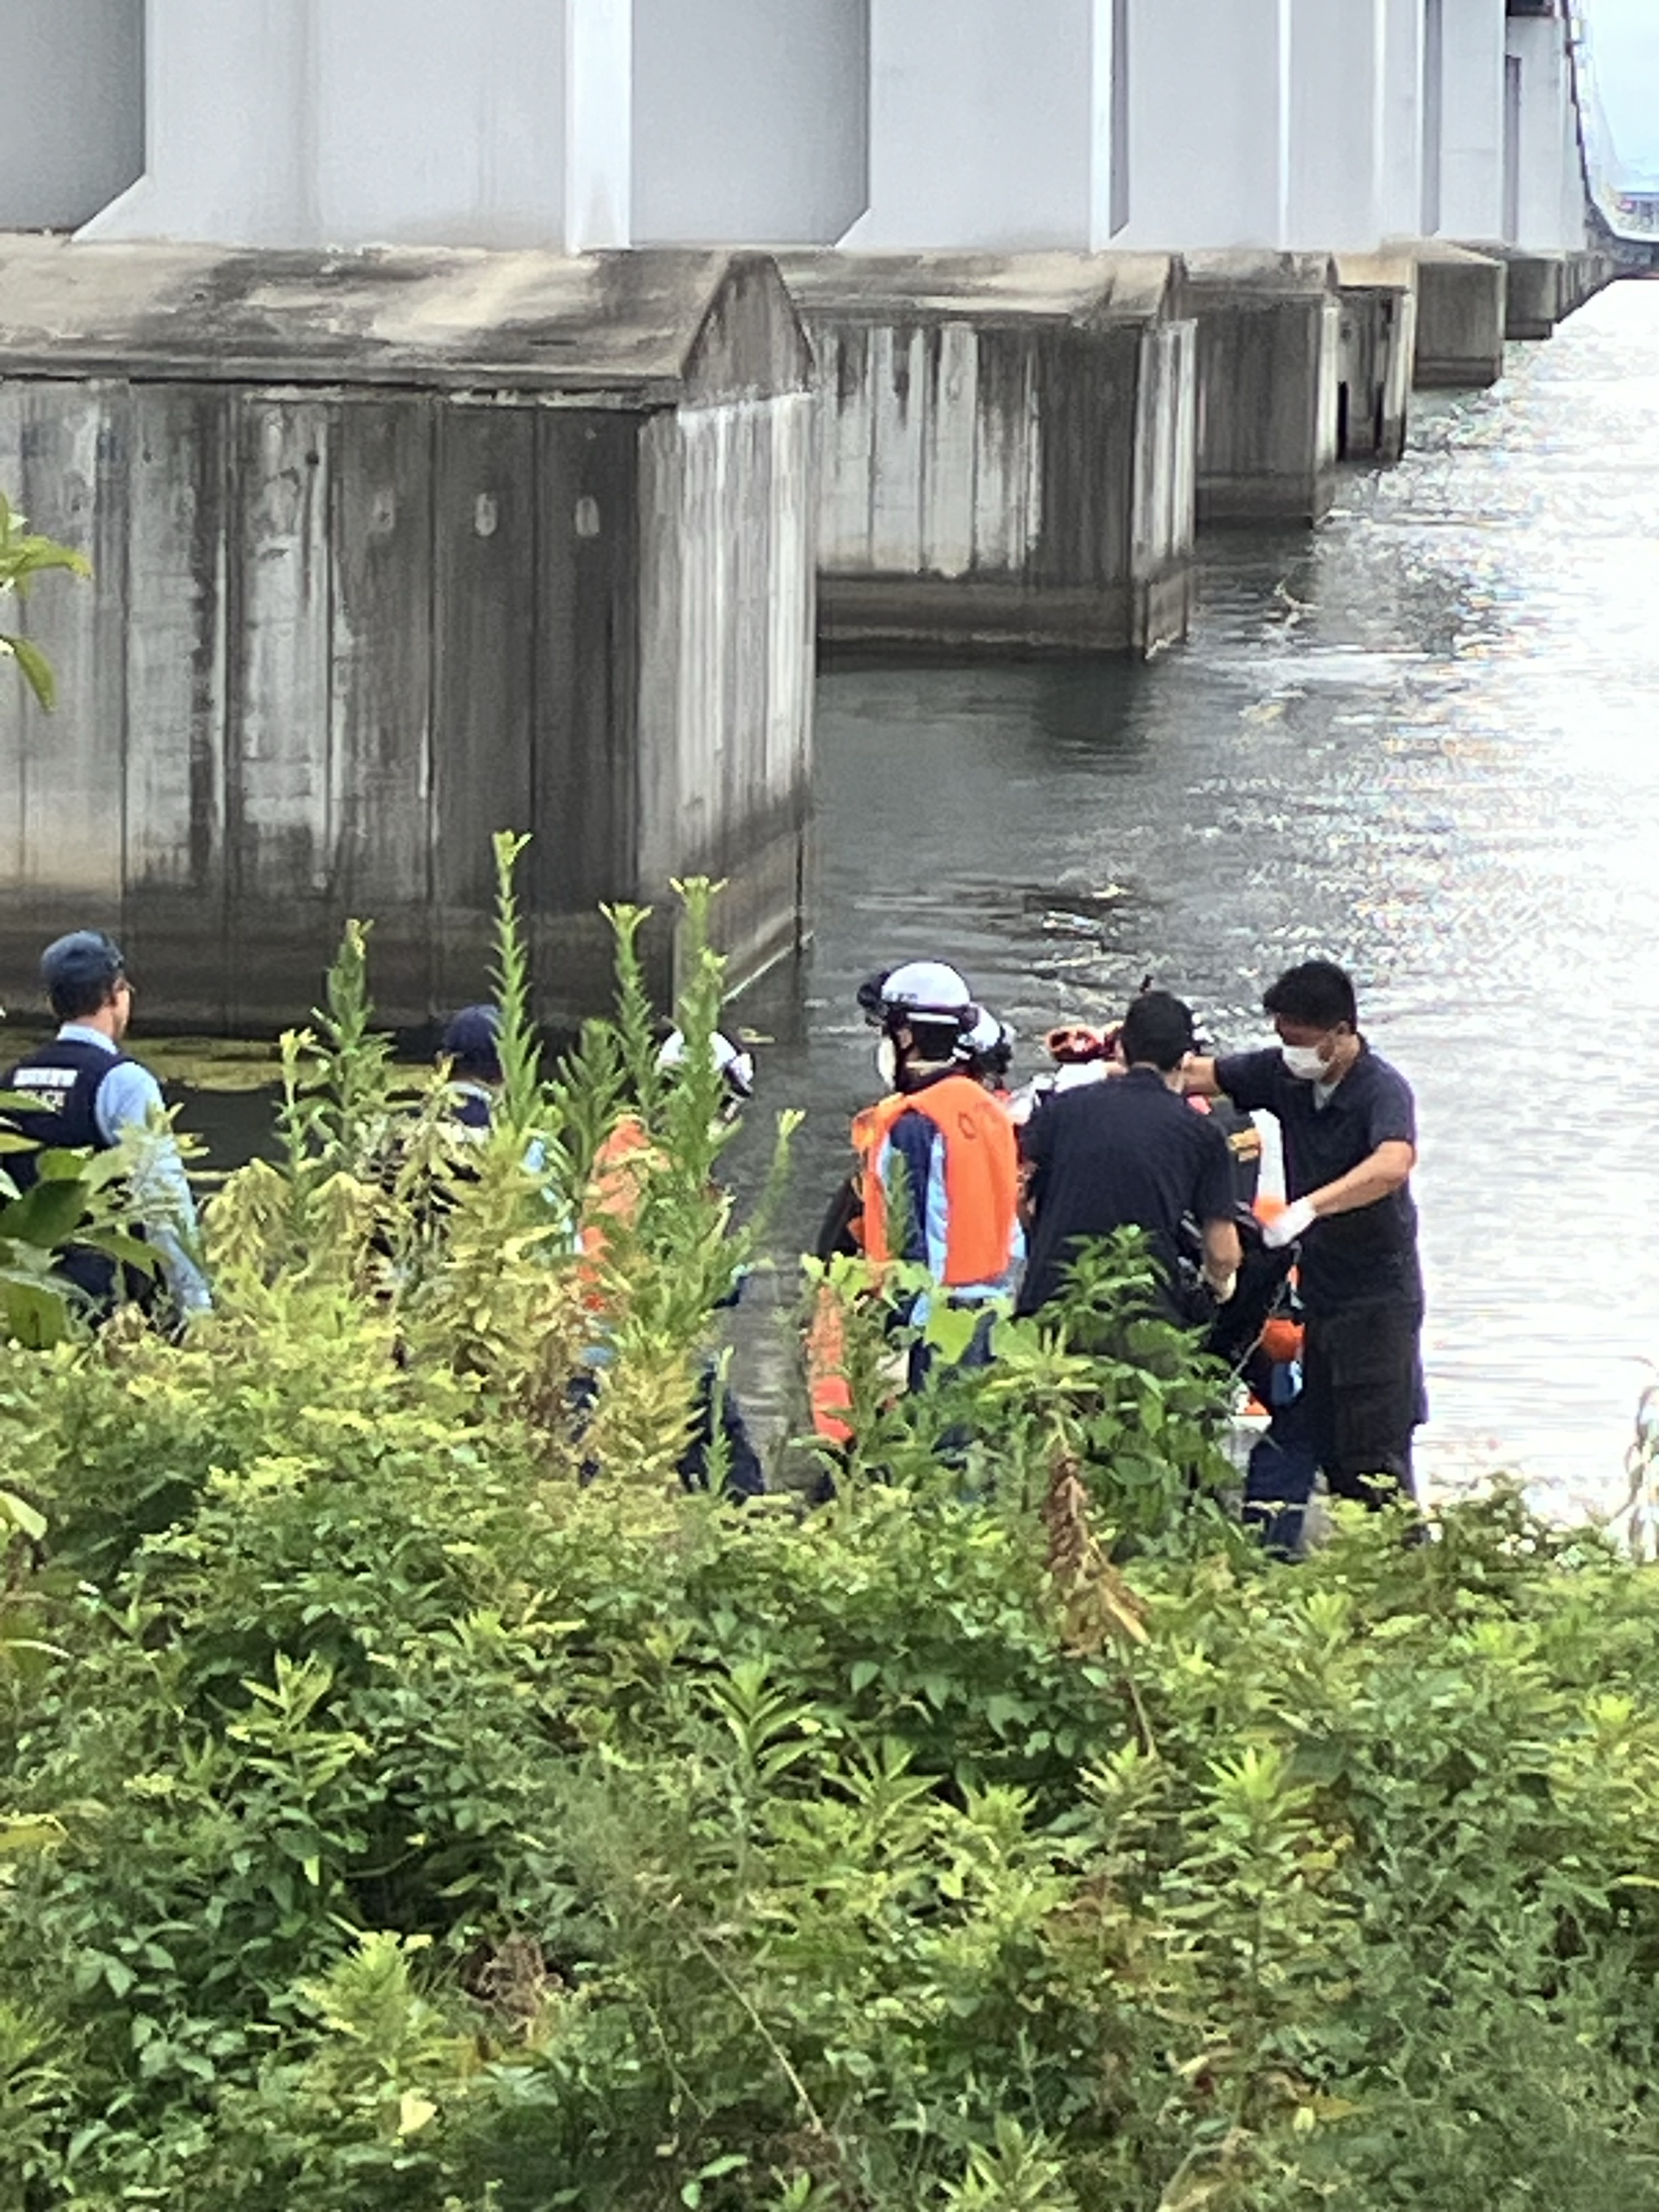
[[438, 1004, 504, 1130], [2, 930, 210, 1319]]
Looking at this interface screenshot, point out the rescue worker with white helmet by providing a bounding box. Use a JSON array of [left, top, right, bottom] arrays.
[[654, 1026, 756, 1123], [851, 960, 1021, 1385]]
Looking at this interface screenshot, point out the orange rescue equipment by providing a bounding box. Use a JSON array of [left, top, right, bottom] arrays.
[[853, 1075, 1019, 1288], [1251, 1192, 1305, 1368], [805, 1279, 856, 1446], [579, 1113, 657, 1308]]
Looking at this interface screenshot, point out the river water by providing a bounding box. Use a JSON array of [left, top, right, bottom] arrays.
[[739, 275, 1659, 1517]]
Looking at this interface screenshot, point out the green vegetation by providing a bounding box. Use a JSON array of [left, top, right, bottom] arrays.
[[4, 839, 1659, 2209], [0, 494, 87, 711]]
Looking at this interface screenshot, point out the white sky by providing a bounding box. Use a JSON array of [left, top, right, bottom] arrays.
[[1583, 0, 1659, 184]]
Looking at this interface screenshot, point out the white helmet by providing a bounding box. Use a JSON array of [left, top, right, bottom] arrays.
[[964, 1005, 1015, 1081], [656, 1027, 756, 1103], [878, 960, 976, 1028], [964, 1006, 1008, 1057]]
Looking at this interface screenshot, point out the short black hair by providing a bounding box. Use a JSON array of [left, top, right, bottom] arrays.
[[1262, 960, 1357, 1031], [905, 1017, 965, 1067], [1119, 989, 1195, 1072], [41, 930, 127, 1023]]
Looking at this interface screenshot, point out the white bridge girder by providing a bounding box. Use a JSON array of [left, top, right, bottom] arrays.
[[0, 0, 1595, 264]]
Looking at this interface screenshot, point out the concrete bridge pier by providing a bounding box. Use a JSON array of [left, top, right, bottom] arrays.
[[784, 252, 1195, 659], [1173, 255, 1341, 527], [0, 240, 816, 1032], [1412, 242, 1507, 388], [1335, 254, 1418, 464], [1495, 248, 1568, 340]]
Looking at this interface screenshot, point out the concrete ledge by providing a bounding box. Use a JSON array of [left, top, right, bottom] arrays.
[[1412, 243, 1507, 388], [817, 567, 1193, 658]]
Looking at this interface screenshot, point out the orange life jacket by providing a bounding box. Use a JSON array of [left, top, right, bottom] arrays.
[[853, 1075, 1019, 1289], [579, 1113, 657, 1307]]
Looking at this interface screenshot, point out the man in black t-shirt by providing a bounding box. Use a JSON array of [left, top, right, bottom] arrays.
[[1018, 991, 1241, 1325], [1185, 959, 1424, 1510]]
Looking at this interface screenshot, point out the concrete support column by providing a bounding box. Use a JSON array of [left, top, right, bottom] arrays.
[[1507, 14, 1583, 255], [783, 253, 1193, 657], [0, 0, 144, 231], [1286, 0, 1387, 252], [848, 0, 1108, 249], [83, 0, 310, 244], [82, 0, 619, 250], [566, 0, 632, 250], [316, 0, 580, 249], [632, 0, 867, 245], [1413, 239, 1506, 384], [1116, 0, 1288, 252], [1435, 0, 1507, 243], [1379, 0, 1428, 241]]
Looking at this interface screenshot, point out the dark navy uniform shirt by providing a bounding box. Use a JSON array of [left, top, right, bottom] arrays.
[[1215, 1042, 1421, 1315], [1017, 1067, 1236, 1318]]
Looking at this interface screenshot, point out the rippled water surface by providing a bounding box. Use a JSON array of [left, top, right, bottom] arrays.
[[743, 278, 1659, 1513]]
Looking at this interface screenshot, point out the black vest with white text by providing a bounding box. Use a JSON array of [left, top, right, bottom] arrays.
[[3, 1036, 140, 1309]]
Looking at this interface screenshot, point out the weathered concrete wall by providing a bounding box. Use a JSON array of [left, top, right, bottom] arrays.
[[633, 0, 868, 245], [0, 0, 144, 232], [0, 246, 815, 1030], [1496, 249, 1565, 341], [1335, 255, 1417, 463], [1175, 255, 1341, 525], [0, 382, 813, 1028], [1133, 318, 1198, 633], [787, 255, 1193, 655], [1413, 240, 1506, 385], [635, 393, 817, 991]]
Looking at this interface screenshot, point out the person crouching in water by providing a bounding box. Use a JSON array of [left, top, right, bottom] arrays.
[[852, 962, 1021, 1391]]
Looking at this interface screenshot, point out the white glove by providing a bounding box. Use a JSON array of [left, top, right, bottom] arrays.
[[1262, 1195, 1317, 1250]]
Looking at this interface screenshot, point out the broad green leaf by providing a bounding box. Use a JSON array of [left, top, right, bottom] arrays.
[[1, 631, 56, 709], [0, 1814, 66, 1855], [0, 1488, 46, 1540], [0, 1175, 89, 1250]]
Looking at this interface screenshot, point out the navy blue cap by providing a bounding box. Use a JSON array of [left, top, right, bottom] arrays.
[[41, 929, 126, 1004], [440, 1003, 503, 1076]]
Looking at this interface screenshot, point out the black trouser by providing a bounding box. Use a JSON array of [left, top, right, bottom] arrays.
[[1300, 1299, 1425, 1507]]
